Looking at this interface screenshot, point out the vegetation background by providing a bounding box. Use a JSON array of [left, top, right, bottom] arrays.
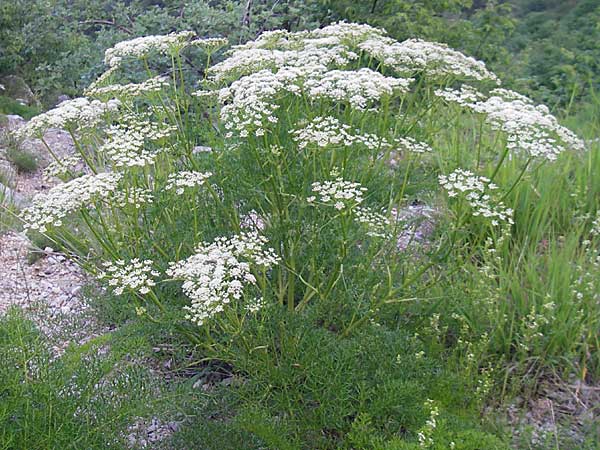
[[1, 0, 599, 111]]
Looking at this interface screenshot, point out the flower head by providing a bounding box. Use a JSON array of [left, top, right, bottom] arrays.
[[21, 172, 122, 232], [167, 232, 279, 325], [98, 258, 159, 296]]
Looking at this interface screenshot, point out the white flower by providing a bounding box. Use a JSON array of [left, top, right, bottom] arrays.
[[16, 98, 120, 139], [112, 187, 154, 209], [104, 31, 196, 67], [85, 76, 169, 98], [167, 232, 279, 325], [303, 68, 411, 110], [21, 172, 122, 232], [98, 113, 176, 168], [435, 86, 584, 161], [473, 95, 585, 161], [165, 171, 212, 194], [98, 258, 159, 296], [394, 136, 433, 154], [43, 156, 83, 182], [439, 169, 513, 226], [219, 67, 305, 138], [309, 177, 367, 210], [434, 85, 486, 106], [359, 36, 499, 83], [245, 296, 266, 313], [354, 206, 391, 238], [292, 116, 390, 151], [188, 37, 229, 53]]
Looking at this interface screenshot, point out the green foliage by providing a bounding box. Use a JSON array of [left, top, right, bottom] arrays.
[[0, 96, 39, 119], [0, 0, 326, 105], [173, 311, 507, 449], [5, 146, 37, 173], [0, 308, 200, 450], [504, 0, 600, 108]]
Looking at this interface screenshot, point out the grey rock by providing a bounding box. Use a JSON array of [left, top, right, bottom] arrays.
[[0, 181, 29, 207], [56, 94, 71, 104]]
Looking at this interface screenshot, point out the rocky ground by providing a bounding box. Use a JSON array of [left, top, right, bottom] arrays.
[[0, 114, 109, 355]]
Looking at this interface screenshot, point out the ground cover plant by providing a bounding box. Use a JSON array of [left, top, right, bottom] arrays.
[[4, 21, 600, 449]]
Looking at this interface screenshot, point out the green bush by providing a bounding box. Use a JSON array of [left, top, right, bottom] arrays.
[[10, 21, 599, 449]]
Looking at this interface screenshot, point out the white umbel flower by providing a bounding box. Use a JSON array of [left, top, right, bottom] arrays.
[[439, 169, 513, 226], [304, 68, 411, 110], [104, 31, 196, 67], [354, 206, 391, 238], [16, 98, 120, 139], [292, 116, 390, 151], [43, 156, 83, 182], [435, 86, 584, 161], [21, 172, 122, 232], [98, 258, 160, 296], [99, 113, 176, 168], [85, 76, 169, 98], [165, 171, 212, 194], [167, 232, 279, 325], [309, 177, 367, 210], [359, 37, 499, 83]]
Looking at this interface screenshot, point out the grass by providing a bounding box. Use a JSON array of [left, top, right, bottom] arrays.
[[4, 139, 38, 173], [0, 95, 40, 120]]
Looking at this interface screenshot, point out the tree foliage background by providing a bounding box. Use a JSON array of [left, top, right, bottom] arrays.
[[0, 0, 599, 108]]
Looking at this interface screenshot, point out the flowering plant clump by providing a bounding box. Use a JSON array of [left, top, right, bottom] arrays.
[[16, 22, 586, 357]]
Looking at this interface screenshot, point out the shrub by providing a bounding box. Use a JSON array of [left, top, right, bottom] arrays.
[[13, 21, 598, 446]]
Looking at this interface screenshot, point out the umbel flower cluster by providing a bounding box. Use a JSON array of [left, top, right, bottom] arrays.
[[104, 31, 196, 67], [21, 173, 122, 233], [99, 113, 176, 168], [16, 98, 120, 139], [165, 171, 212, 194], [292, 116, 389, 151], [98, 259, 160, 296], [85, 76, 169, 98], [435, 86, 585, 161], [308, 177, 367, 211], [167, 232, 279, 325], [439, 169, 514, 226], [43, 156, 83, 182]]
